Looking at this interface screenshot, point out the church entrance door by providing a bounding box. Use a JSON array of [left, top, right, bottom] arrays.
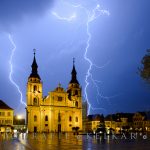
[[58, 124, 61, 132]]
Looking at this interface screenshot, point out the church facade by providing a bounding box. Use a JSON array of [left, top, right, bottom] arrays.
[[26, 53, 82, 132]]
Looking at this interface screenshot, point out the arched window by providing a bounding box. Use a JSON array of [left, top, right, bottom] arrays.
[[34, 115, 37, 122], [69, 116, 72, 122], [33, 85, 37, 91], [75, 90, 78, 95], [75, 101, 78, 107], [45, 115, 48, 121], [33, 98, 38, 105], [58, 113, 61, 122], [76, 117, 78, 122]]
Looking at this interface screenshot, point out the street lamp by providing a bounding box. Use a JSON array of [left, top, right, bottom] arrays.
[[17, 115, 22, 120], [16, 115, 23, 133]]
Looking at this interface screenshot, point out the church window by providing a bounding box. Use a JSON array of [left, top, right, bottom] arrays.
[[58, 96, 62, 101], [75, 101, 78, 107], [58, 113, 61, 122], [69, 116, 72, 122], [33, 98, 38, 105], [76, 117, 78, 122], [33, 85, 37, 91], [34, 115, 37, 122], [45, 115, 48, 121], [75, 90, 78, 95]]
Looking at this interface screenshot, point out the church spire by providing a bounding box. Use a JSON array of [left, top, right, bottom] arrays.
[[69, 58, 79, 84], [29, 49, 41, 79]]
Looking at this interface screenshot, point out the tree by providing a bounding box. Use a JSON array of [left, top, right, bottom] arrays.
[[139, 49, 150, 83]]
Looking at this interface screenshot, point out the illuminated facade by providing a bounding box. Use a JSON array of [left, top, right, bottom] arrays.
[[26, 53, 82, 132], [86, 114, 104, 132], [0, 100, 14, 132]]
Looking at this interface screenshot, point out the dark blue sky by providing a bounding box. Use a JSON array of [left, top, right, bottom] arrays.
[[0, 0, 150, 117]]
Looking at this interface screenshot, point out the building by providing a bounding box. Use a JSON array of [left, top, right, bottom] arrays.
[[105, 113, 134, 133], [0, 100, 14, 133], [104, 114, 116, 132], [86, 114, 104, 132], [144, 111, 150, 131], [82, 101, 88, 132], [26, 53, 82, 132], [133, 112, 146, 131]]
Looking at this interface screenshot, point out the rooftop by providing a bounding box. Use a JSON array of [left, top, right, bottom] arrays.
[[0, 100, 13, 110]]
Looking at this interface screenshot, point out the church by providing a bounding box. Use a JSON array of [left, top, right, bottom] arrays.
[[26, 52, 82, 132]]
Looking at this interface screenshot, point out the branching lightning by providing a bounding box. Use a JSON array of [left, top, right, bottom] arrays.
[[8, 34, 26, 107], [83, 4, 110, 115], [51, 1, 112, 115]]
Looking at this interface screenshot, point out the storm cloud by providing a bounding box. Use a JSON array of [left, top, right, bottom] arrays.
[[0, 0, 54, 31]]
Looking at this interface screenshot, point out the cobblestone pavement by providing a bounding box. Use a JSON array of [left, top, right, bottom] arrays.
[[0, 133, 150, 150]]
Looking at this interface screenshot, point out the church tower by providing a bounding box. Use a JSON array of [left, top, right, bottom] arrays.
[[67, 58, 82, 108], [26, 50, 43, 132], [26, 54, 82, 132]]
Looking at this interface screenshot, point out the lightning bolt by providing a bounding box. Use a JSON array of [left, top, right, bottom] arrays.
[[83, 4, 110, 115], [51, 1, 117, 115], [52, 11, 76, 22], [8, 34, 26, 107]]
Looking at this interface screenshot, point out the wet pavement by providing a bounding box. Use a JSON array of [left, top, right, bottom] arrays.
[[0, 133, 150, 150]]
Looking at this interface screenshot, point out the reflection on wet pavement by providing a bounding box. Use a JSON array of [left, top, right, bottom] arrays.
[[0, 133, 150, 150]]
